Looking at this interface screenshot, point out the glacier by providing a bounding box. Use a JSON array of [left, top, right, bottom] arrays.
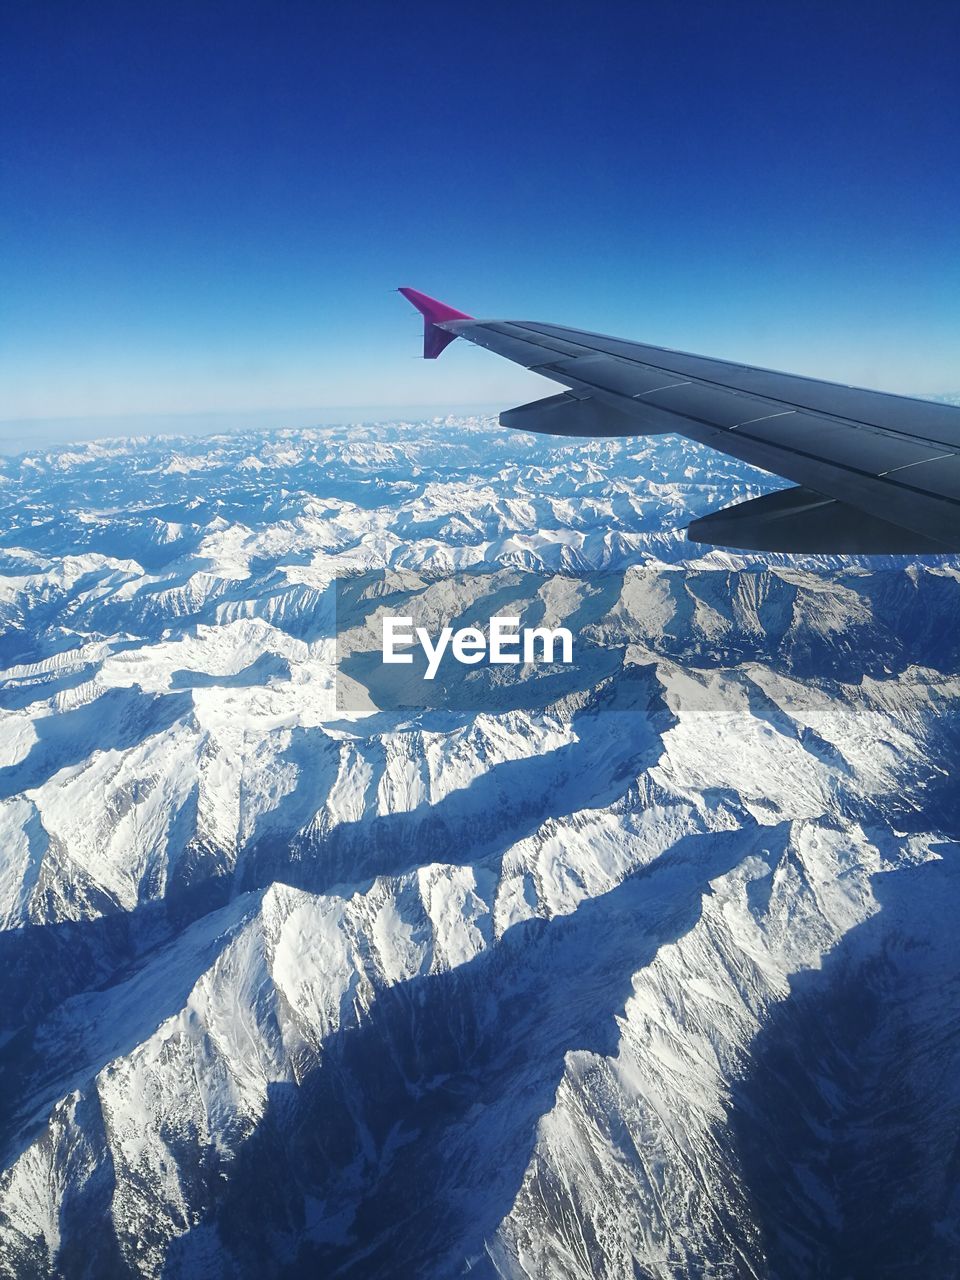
[[0, 417, 958, 1277]]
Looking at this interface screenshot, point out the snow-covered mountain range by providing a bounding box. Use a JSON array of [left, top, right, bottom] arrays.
[[1, 417, 958, 1278]]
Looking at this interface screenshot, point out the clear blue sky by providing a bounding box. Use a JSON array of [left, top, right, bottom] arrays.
[[2, 0, 958, 443]]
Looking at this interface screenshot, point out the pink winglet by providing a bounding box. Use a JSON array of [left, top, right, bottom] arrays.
[[398, 287, 473, 359]]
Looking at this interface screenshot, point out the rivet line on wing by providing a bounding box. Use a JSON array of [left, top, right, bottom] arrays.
[[878, 451, 957, 476], [730, 411, 798, 432]]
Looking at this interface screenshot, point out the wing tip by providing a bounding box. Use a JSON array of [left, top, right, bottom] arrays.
[[397, 287, 472, 323], [398, 287, 472, 359]]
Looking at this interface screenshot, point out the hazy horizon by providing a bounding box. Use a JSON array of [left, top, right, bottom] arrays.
[[4, 382, 960, 457], [0, 401, 518, 456]]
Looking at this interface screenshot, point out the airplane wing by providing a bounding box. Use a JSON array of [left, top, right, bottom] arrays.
[[398, 286, 960, 553]]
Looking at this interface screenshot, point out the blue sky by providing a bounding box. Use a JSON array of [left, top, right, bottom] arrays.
[[2, 0, 958, 444]]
